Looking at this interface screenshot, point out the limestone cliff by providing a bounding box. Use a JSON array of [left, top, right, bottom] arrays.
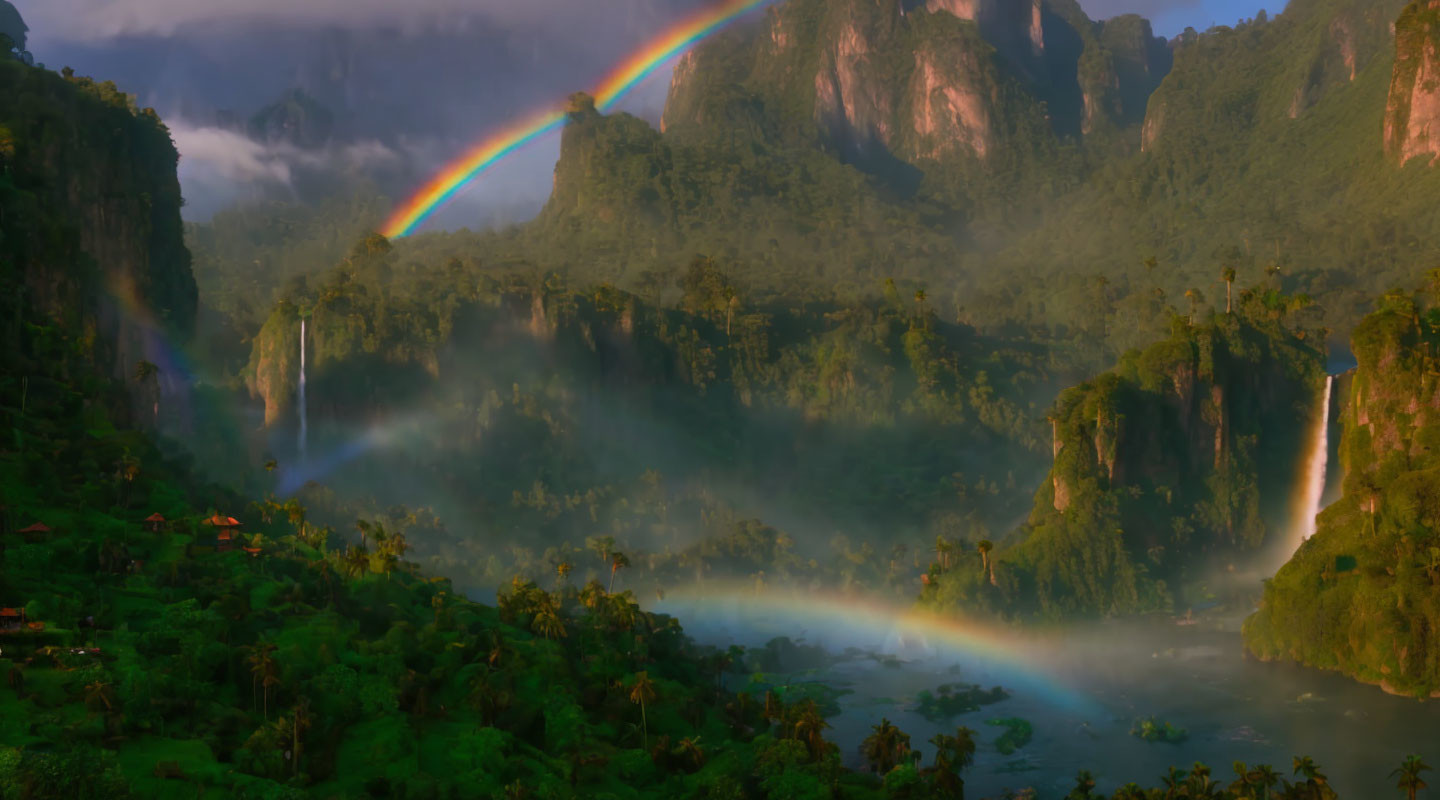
[[1142, 0, 1405, 152], [0, 59, 196, 419], [1245, 293, 1440, 696], [923, 309, 1325, 619], [1385, 0, 1440, 164], [662, 0, 1169, 174]]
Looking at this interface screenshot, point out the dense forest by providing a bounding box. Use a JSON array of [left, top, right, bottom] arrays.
[[923, 288, 1328, 619], [9, 0, 1440, 794], [1246, 288, 1440, 697], [3, 37, 1420, 800]]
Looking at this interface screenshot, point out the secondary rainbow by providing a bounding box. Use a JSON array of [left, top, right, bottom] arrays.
[[380, 0, 774, 239]]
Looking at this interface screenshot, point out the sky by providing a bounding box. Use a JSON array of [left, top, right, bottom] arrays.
[[10, 0, 1277, 227]]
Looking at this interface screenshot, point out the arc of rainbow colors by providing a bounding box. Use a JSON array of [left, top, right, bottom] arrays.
[[657, 583, 1100, 713], [380, 0, 773, 239]]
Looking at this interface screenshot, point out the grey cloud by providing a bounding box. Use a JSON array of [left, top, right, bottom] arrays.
[[17, 0, 686, 45], [171, 120, 404, 218]]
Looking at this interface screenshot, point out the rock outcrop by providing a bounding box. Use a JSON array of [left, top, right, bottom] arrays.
[[1245, 293, 1440, 697], [931, 311, 1325, 619], [662, 0, 1170, 175], [1385, 0, 1440, 164], [0, 59, 196, 419]]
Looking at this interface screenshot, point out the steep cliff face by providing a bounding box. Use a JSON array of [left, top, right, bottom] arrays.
[[1143, 0, 1405, 152], [1082, 15, 1172, 134], [663, 0, 1169, 175], [924, 310, 1325, 619], [0, 60, 196, 413], [1245, 294, 1440, 696], [1385, 0, 1440, 164]]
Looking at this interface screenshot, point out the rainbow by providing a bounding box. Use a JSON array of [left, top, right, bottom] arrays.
[[380, 0, 774, 239], [655, 583, 1099, 712]]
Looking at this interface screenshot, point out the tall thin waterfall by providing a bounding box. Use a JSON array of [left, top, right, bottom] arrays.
[[298, 318, 308, 461], [1292, 375, 1333, 550]]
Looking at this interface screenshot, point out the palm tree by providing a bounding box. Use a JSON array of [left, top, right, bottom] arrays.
[[677, 736, 706, 771], [247, 642, 279, 719], [977, 540, 994, 584], [790, 699, 830, 761], [628, 671, 657, 748], [934, 535, 953, 572], [1291, 757, 1330, 800], [556, 561, 572, 589], [1222, 266, 1237, 313], [762, 690, 782, 727], [290, 697, 311, 777], [1255, 764, 1281, 797], [580, 579, 606, 611], [1070, 769, 1098, 798], [1161, 766, 1188, 799], [83, 680, 115, 714], [1185, 288, 1202, 324], [1188, 762, 1217, 798], [588, 535, 615, 565], [609, 552, 630, 593], [862, 718, 910, 774], [1393, 755, 1430, 800], [533, 607, 566, 641]]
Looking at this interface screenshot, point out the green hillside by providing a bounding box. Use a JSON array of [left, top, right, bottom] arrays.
[[1245, 288, 1440, 697]]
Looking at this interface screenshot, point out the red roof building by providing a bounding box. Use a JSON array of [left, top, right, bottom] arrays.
[[16, 522, 51, 535], [203, 515, 241, 528], [0, 608, 23, 631], [143, 513, 167, 532]]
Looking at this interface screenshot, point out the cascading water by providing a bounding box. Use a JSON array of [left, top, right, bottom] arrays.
[[1290, 375, 1333, 553], [298, 318, 308, 461]]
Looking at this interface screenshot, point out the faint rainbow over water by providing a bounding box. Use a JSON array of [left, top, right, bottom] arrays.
[[380, 0, 773, 239], [657, 583, 1098, 712]]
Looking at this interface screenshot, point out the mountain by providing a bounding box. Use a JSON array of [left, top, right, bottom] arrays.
[[662, 0, 1169, 166], [0, 56, 196, 419], [1245, 290, 1440, 697], [1385, 0, 1440, 164], [922, 291, 1327, 618], [444, 0, 1438, 353]]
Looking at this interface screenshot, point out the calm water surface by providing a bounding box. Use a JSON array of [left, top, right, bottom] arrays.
[[657, 599, 1440, 798]]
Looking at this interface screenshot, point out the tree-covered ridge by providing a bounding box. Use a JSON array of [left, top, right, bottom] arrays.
[[233, 240, 1065, 597], [0, 58, 196, 395], [922, 289, 1326, 619], [985, 0, 1440, 341], [1245, 288, 1440, 697]]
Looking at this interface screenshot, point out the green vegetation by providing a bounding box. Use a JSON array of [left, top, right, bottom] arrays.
[[1131, 716, 1189, 744], [986, 717, 1034, 755], [225, 243, 1066, 600], [13, 0, 1440, 792], [1245, 288, 1440, 696], [911, 682, 1008, 721], [924, 293, 1326, 619]]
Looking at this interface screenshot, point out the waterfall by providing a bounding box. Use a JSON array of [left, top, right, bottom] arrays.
[[298, 318, 307, 461], [1292, 375, 1333, 551]]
